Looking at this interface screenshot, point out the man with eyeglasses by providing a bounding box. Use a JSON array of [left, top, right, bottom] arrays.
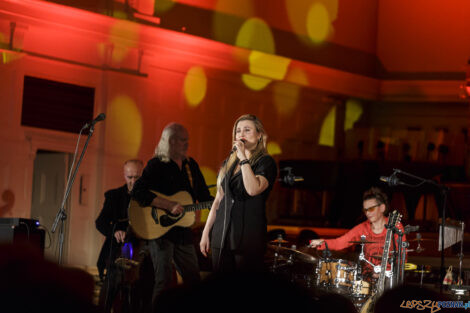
[[309, 187, 406, 278]]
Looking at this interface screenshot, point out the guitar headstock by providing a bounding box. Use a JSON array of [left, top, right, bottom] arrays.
[[388, 210, 402, 229]]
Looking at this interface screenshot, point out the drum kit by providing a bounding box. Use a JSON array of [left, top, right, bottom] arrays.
[[265, 234, 425, 311]]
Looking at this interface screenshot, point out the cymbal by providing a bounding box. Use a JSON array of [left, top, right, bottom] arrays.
[[349, 240, 377, 244], [269, 239, 289, 244], [413, 270, 431, 274], [267, 245, 317, 264], [404, 263, 417, 271], [408, 238, 433, 242]]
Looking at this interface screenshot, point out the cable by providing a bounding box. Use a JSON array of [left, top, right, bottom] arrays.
[[217, 157, 231, 271], [37, 224, 53, 249], [18, 221, 30, 241]]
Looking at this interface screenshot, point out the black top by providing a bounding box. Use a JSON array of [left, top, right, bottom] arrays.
[[95, 184, 130, 279], [131, 157, 212, 244], [211, 154, 277, 252]]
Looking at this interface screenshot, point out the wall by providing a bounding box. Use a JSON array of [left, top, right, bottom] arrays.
[[0, 0, 468, 266], [0, 0, 374, 266]]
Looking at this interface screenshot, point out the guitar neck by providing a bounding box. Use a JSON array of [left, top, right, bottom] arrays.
[[376, 211, 401, 295], [377, 230, 393, 294], [183, 201, 212, 212]]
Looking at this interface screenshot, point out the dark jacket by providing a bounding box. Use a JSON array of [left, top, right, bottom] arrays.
[[131, 157, 212, 244], [95, 184, 130, 279]]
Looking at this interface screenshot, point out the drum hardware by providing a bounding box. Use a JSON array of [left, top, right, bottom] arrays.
[[268, 235, 299, 272], [408, 234, 427, 253], [269, 238, 289, 245], [408, 237, 433, 242], [398, 240, 408, 285], [404, 263, 417, 271], [348, 240, 378, 244], [413, 268, 431, 274], [457, 222, 465, 286], [395, 225, 420, 286], [414, 265, 431, 287], [270, 234, 289, 246], [356, 235, 380, 273], [450, 285, 470, 300], [265, 243, 318, 289], [267, 244, 317, 264]]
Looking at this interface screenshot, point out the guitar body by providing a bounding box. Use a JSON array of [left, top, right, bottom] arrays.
[[128, 191, 196, 240], [359, 294, 376, 313]]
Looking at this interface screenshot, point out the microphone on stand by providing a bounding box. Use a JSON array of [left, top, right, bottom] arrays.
[[278, 167, 304, 186], [279, 174, 304, 185], [323, 241, 332, 259], [83, 113, 106, 129], [380, 172, 404, 187]]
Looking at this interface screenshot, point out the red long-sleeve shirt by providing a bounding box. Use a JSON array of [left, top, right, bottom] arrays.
[[317, 218, 406, 272]]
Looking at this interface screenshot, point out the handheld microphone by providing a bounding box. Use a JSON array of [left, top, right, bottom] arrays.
[[231, 138, 246, 153], [84, 113, 106, 129], [379, 173, 403, 186]]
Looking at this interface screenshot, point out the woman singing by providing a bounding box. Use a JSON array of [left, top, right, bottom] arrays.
[[200, 114, 277, 272]]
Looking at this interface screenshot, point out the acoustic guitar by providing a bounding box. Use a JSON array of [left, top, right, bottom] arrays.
[[128, 190, 213, 240]]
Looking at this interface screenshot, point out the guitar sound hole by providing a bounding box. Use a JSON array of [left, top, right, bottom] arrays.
[[160, 215, 181, 227]]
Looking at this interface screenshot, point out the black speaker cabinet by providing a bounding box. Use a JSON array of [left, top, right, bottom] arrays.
[[0, 218, 45, 254]]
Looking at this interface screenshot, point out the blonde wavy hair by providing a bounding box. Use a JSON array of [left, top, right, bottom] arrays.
[[154, 123, 186, 163], [217, 114, 268, 187]]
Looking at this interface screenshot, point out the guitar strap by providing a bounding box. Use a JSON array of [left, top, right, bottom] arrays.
[[184, 161, 195, 199]]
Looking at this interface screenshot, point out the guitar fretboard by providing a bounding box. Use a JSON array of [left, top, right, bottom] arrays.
[[183, 201, 213, 212], [376, 211, 401, 295]]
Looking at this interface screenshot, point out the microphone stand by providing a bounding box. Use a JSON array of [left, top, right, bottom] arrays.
[[51, 124, 97, 264], [458, 221, 465, 285], [392, 168, 450, 293], [393, 227, 402, 287], [387, 225, 398, 289]]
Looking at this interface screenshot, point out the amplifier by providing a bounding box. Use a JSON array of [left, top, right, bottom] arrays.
[[0, 218, 45, 254]]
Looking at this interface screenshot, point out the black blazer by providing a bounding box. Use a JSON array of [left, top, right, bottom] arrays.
[[95, 185, 130, 279]]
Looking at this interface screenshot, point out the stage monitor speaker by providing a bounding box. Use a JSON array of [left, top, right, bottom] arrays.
[[0, 218, 45, 255]]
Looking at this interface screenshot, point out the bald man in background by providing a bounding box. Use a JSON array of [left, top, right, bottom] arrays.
[[95, 159, 144, 312]]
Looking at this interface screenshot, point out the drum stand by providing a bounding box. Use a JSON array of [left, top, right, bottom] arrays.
[[271, 234, 285, 272], [357, 235, 378, 271], [458, 221, 465, 285], [357, 234, 395, 294]]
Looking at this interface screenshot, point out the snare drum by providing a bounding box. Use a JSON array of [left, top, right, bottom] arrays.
[[351, 280, 370, 298], [316, 259, 356, 292]]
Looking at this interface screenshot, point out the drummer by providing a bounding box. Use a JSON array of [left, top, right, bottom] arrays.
[[309, 187, 406, 279]]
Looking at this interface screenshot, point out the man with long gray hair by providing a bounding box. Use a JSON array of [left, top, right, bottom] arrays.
[[132, 123, 212, 310]]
